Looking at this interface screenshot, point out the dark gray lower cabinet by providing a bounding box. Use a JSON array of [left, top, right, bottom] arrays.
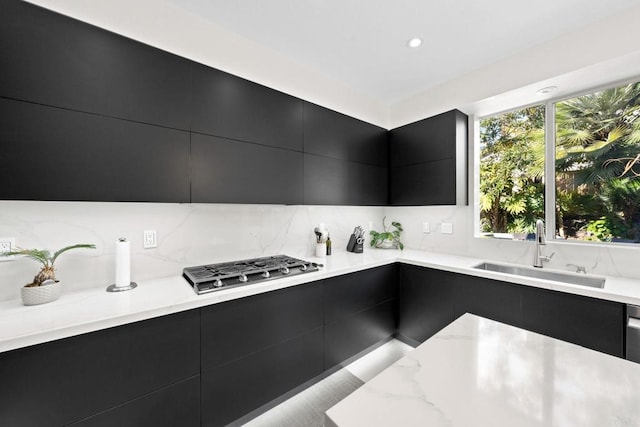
[[398, 264, 625, 358], [325, 300, 396, 368], [201, 328, 324, 427], [397, 264, 456, 344], [454, 273, 522, 328], [69, 376, 200, 427], [0, 310, 200, 427], [200, 282, 324, 426], [324, 265, 398, 368], [522, 286, 625, 357]]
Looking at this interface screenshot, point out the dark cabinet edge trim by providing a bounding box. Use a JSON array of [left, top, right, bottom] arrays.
[[389, 156, 456, 169], [65, 374, 200, 426], [200, 325, 324, 373], [190, 130, 303, 154], [303, 151, 391, 168], [323, 297, 398, 326], [0, 95, 191, 133]]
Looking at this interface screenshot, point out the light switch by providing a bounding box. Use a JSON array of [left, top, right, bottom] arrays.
[[422, 222, 430, 233], [441, 222, 453, 234]]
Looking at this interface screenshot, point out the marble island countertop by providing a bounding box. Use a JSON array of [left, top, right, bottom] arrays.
[[2, 248, 640, 353], [325, 313, 640, 427]]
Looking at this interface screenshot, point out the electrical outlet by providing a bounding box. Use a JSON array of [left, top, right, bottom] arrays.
[[422, 222, 430, 233], [0, 237, 16, 261], [143, 230, 157, 249], [441, 222, 453, 234]]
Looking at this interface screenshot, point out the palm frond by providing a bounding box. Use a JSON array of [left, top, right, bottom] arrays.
[[51, 244, 96, 265]]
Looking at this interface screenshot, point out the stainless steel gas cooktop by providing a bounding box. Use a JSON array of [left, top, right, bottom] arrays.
[[182, 255, 320, 295]]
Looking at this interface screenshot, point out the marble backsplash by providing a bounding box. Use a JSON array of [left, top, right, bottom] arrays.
[[383, 205, 640, 280], [0, 201, 382, 301], [1, 201, 639, 302]]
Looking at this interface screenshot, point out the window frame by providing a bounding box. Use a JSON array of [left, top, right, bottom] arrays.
[[474, 76, 640, 246]]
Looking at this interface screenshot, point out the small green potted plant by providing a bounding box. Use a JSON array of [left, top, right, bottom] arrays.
[[370, 217, 404, 250], [4, 244, 96, 305]]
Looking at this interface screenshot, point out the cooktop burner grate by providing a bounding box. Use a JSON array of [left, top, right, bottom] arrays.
[[182, 255, 320, 295]]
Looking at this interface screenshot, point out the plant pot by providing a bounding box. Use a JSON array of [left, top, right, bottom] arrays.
[[21, 281, 62, 306], [375, 240, 397, 249]]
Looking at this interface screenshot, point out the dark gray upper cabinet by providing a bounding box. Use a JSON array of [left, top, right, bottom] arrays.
[[390, 159, 456, 206], [303, 102, 388, 166], [0, 98, 190, 202], [0, 0, 192, 130], [389, 109, 468, 206], [191, 133, 304, 204], [191, 64, 303, 151], [303, 154, 388, 205], [390, 109, 466, 167]]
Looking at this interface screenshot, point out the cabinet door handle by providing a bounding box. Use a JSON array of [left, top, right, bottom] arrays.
[[629, 317, 640, 330]]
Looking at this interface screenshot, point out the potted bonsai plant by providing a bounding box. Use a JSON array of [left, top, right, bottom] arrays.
[[4, 244, 96, 305], [369, 217, 404, 250]]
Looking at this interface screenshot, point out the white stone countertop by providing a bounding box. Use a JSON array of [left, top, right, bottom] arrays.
[[1, 248, 640, 353], [325, 313, 640, 427]]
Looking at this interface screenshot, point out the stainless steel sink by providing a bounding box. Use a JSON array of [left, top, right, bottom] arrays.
[[473, 262, 605, 288]]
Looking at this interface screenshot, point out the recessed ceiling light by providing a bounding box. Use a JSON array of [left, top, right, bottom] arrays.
[[536, 86, 558, 95], [407, 37, 422, 48]]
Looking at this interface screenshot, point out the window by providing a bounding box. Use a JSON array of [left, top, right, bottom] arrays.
[[478, 80, 640, 244]]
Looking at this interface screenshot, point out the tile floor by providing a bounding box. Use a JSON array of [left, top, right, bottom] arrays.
[[242, 339, 414, 427]]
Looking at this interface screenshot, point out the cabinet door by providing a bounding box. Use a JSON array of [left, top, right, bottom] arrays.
[[325, 300, 396, 369], [324, 265, 397, 368], [324, 265, 397, 322], [0, 98, 190, 202], [389, 109, 467, 206], [191, 64, 303, 151], [390, 159, 456, 206], [522, 286, 625, 357], [303, 102, 388, 166], [0, 310, 200, 427], [397, 265, 456, 344], [201, 281, 323, 370], [454, 274, 522, 328], [202, 328, 324, 427], [68, 377, 200, 427], [191, 133, 304, 204], [303, 154, 388, 205], [0, 0, 191, 130]]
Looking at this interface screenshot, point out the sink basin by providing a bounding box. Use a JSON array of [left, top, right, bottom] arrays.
[[473, 262, 605, 288]]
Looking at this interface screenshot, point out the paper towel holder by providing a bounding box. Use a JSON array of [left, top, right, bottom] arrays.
[[106, 282, 137, 292], [106, 237, 138, 293]]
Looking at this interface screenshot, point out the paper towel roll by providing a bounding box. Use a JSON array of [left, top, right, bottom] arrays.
[[115, 238, 131, 288]]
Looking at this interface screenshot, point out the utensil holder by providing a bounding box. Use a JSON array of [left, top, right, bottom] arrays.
[[315, 243, 327, 257]]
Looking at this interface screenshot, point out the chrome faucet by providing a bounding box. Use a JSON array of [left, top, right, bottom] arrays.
[[533, 220, 553, 268]]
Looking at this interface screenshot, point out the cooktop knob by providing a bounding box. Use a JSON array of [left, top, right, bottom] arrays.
[[238, 274, 248, 283], [299, 264, 308, 271], [280, 266, 290, 274], [213, 279, 223, 288], [261, 271, 270, 278]]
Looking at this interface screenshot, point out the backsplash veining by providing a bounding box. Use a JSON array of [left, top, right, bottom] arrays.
[[1, 201, 638, 302], [0, 201, 381, 301]]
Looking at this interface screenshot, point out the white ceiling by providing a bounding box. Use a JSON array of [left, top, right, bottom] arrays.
[[166, 0, 640, 105]]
